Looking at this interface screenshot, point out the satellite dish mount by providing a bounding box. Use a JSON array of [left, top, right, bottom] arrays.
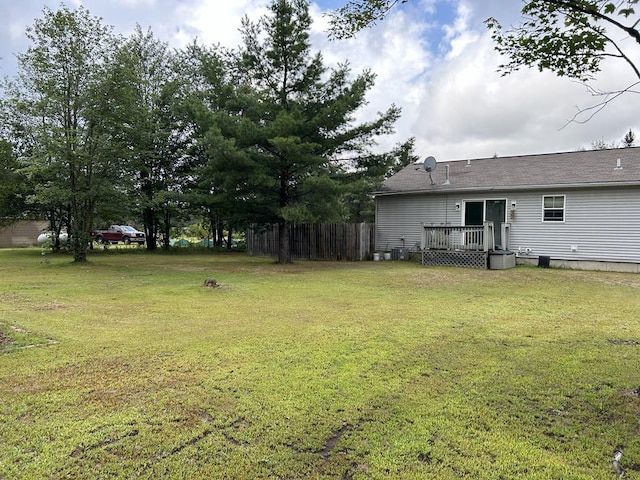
[[423, 156, 436, 185]]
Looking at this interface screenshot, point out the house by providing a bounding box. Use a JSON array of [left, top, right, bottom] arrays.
[[374, 147, 640, 272], [0, 220, 48, 248]]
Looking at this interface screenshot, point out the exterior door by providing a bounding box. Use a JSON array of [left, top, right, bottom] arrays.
[[463, 199, 507, 249], [485, 199, 506, 248]]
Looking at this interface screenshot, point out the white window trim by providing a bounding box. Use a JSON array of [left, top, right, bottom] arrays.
[[542, 194, 566, 223]]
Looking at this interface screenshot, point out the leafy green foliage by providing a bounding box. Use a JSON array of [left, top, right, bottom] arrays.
[[0, 138, 30, 225], [3, 1, 410, 263], [340, 137, 418, 222], [102, 26, 193, 251], [328, 0, 408, 39], [5, 5, 119, 262], [486, 0, 640, 82]]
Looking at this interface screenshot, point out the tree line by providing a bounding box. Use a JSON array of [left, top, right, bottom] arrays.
[[0, 0, 417, 263]]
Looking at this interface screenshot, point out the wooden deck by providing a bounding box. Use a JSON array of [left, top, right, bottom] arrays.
[[421, 223, 508, 269]]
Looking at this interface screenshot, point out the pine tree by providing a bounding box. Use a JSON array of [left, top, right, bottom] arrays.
[[201, 0, 401, 263]]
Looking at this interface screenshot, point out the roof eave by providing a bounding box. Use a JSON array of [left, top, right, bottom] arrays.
[[374, 181, 640, 197]]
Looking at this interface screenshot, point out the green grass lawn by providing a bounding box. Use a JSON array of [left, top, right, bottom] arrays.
[[2, 249, 640, 479]]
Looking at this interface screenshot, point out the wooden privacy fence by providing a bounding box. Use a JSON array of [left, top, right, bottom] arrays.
[[247, 223, 375, 261]]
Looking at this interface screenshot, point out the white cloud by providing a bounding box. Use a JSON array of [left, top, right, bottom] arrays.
[[309, 7, 434, 153], [3, 0, 640, 160], [313, 0, 640, 160], [174, 0, 270, 49], [113, 0, 156, 5], [7, 21, 26, 41]]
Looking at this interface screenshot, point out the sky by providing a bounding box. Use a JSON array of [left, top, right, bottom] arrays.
[[2, 0, 640, 162]]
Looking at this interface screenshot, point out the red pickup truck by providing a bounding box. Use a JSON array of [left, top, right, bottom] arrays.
[[90, 225, 146, 245]]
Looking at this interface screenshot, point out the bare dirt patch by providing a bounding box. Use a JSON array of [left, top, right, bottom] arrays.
[[608, 339, 640, 346], [0, 323, 57, 352]]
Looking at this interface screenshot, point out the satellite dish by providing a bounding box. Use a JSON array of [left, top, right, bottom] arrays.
[[423, 156, 436, 185], [423, 156, 437, 172]]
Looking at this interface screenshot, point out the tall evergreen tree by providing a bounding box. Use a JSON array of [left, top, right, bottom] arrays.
[[623, 129, 635, 147], [339, 137, 418, 223], [203, 0, 402, 263], [176, 43, 243, 249]]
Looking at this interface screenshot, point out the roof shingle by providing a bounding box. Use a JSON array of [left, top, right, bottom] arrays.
[[378, 147, 640, 195]]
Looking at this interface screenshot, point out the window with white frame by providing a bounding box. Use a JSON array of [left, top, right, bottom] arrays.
[[542, 195, 565, 222]]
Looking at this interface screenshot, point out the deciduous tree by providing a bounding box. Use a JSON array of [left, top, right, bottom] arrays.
[[327, 0, 407, 39], [6, 5, 119, 262], [105, 26, 192, 250], [486, 1, 640, 122], [330, 1, 640, 121]]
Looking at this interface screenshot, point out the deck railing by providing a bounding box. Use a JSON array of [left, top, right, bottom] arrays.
[[421, 222, 495, 252]]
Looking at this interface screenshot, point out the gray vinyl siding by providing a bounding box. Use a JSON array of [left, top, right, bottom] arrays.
[[376, 186, 640, 263], [508, 187, 640, 263], [375, 194, 455, 251]]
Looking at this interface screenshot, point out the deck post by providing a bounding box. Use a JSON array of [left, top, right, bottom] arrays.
[[483, 222, 489, 251]]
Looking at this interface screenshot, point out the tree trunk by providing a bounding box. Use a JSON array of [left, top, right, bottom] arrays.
[[162, 209, 171, 251], [277, 220, 292, 264], [143, 207, 157, 251], [70, 199, 91, 263], [47, 210, 62, 252], [226, 226, 233, 250], [71, 230, 90, 262], [216, 225, 224, 248]]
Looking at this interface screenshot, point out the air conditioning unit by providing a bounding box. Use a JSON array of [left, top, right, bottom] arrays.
[[391, 247, 410, 260]]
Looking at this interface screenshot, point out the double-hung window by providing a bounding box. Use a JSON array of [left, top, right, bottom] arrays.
[[542, 195, 565, 222]]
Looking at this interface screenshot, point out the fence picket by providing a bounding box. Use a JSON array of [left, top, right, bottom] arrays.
[[247, 223, 375, 261]]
